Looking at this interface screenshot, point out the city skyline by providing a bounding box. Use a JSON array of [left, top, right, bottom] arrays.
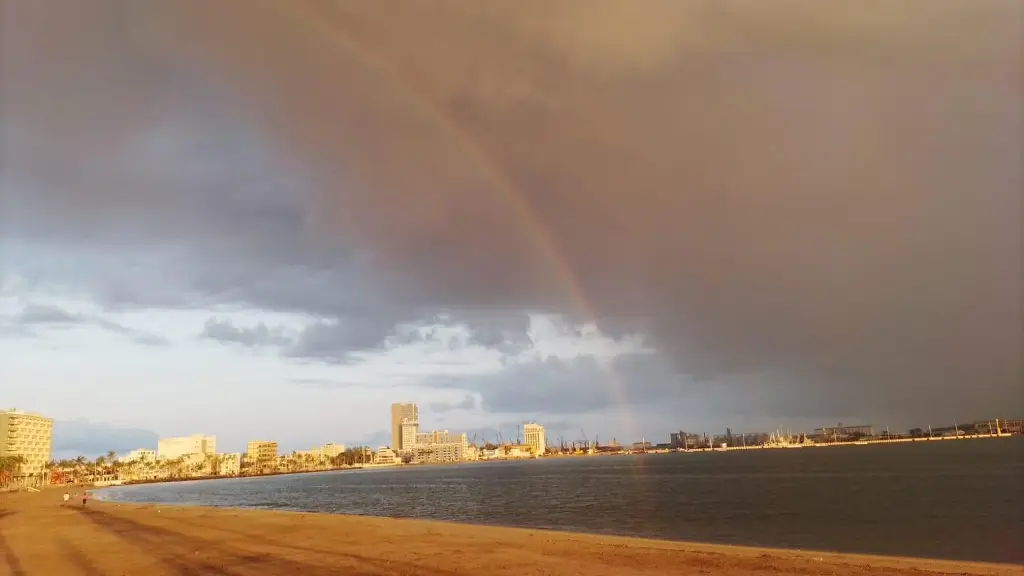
[[3, 2, 1020, 458]]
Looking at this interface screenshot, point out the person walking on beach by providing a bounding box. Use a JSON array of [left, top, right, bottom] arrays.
[[62, 491, 70, 506], [81, 490, 89, 506]]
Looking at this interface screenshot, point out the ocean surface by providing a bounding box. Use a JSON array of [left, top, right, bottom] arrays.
[[98, 437, 1023, 563]]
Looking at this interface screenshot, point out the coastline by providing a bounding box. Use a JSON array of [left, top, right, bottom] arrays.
[[2, 490, 1019, 575], [78, 433, 1022, 489]]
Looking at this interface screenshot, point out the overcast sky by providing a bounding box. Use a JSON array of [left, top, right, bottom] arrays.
[[2, 1, 1020, 457]]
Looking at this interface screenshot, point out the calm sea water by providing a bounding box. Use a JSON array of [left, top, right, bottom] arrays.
[[98, 437, 1023, 563]]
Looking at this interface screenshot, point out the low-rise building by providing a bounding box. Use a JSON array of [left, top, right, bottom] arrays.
[[973, 419, 1022, 435], [246, 440, 278, 469], [813, 425, 874, 439], [374, 447, 399, 465], [158, 434, 216, 460], [218, 453, 242, 476], [401, 432, 471, 464], [321, 443, 345, 461], [121, 448, 156, 463]]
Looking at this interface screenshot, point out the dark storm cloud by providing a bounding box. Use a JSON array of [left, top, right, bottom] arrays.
[[2, 1, 1020, 424], [8, 304, 169, 346], [200, 318, 293, 348], [426, 354, 684, 415], [287, 315, 403, 362]]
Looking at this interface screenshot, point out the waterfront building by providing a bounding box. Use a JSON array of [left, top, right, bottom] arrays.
[[973, 419, 1022, 435], [400, 418, 420, 450], [157, 434, 216, 460], [374, 447, 399, 465], [391, 403, 419, 449], [813, 425, 874, 439], [246, 440, 278, 468], [121, 448, 156, 463], [417, 429, 453, 444], [321, 443, 346, 460], [523, 422, 546, 456], [218, 453, 242, 476], [399, 431, 471, 464], [0, 409, 53, 475]]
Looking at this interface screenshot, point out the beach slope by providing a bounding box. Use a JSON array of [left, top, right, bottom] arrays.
[[1, 490, 1018, 575]]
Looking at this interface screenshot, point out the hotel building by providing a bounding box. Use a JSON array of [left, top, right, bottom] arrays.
[[246, 440, 278, 467], [218, 453, 242, 476], [523, 422, 546, 456], [0, 409, 53, 474], [157, 434, 216, 460]]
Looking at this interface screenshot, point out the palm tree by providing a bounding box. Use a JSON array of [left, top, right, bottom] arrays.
[[106, 450, 117, 465]]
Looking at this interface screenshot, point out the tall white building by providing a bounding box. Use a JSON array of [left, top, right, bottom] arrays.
[[157, 434, 216, 460], [0, 409, 53, 474], [523, 422, 546, 456]]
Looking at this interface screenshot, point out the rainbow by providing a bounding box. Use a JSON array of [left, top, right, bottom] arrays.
[[272, 4, 637, 440]]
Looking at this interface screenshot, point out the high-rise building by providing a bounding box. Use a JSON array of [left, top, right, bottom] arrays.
[[523, 422, 546, 456], [400, 419, 419, 450], [157, 434, 216, 460], [391, 403, 418, 449], [0, 409, 53, 474]]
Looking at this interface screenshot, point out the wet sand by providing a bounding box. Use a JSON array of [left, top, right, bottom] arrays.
[[1, 490, 1019, 576]]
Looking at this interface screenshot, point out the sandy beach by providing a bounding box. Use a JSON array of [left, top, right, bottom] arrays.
[[1, 490, 1019, 576]]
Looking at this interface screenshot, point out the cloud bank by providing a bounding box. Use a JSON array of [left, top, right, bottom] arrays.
[[2, 0, 1020, 427]]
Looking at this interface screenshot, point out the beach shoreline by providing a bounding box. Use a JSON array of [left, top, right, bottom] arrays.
[[2, 489, 1019, 575]]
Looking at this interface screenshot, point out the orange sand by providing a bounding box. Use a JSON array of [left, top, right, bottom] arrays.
[[1, 489, 1019, 575]]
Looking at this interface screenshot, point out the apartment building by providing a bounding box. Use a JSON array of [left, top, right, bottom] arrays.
[[0, 409, 53, 474], [400, 419, 420, 450], [390, 403, 418, 449], [321, 443, 345, 460], [403, 432, 470, 464], [374, 447, 399, 465], [157, 434, 216, 460], [218, 453, 242, 476], [523, 423, 546, 456], [246, 440, 278, 467], [417, 429, 452, 444]]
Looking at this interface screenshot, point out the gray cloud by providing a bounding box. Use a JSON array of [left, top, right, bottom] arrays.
[[287, 316, 399, 362], [200, 317, 293, 348], [429, 394, 477, 414], [51, 419, 160, 460], [427, 354, 680, 416], [7, 304, 169, 346], [2, 1, 1020, 426]]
